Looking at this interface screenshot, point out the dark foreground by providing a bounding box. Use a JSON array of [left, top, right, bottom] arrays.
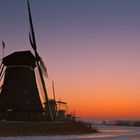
[[0, 125, 140, 140], [0, 121, 97, 136]]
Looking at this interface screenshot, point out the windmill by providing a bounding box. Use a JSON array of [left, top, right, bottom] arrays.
[[0, 0, 53, 121], [50, 81, 68, 121], [48, 81, 58, 121]]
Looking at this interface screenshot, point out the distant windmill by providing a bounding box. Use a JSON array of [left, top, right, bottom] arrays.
[[48, 81, 58, 121], [50, 81, 68, 121], [0, 0, 53, 121]]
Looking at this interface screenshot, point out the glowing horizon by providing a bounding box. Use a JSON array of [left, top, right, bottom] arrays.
[[0, 0, 140, 120]]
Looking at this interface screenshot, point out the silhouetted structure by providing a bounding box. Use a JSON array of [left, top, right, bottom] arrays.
[[0, 0, 75, 122], [0, 0, 53, 121], [0, 51, 44, 121]]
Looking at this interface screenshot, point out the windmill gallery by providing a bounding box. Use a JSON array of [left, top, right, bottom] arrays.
[[0, 0, 73, 122]]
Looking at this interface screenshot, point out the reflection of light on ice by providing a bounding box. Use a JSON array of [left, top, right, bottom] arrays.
[[0, 127, 139, 140], [101, 129, 133, 133], [77, 134, 114, 138]]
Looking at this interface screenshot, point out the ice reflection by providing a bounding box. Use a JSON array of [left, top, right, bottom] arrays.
[[75, 134, 114, 138], [73, 129, 133, 139], [0, 126, 139, 140]]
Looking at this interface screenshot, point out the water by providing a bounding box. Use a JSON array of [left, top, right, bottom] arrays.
[[0, 125, 140, 140]]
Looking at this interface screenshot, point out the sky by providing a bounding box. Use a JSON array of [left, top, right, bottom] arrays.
[[0, 0, 140, 120]]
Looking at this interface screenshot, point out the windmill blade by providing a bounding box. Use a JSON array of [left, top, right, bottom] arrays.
[[39, 57, 49, 78], [57, 101, 67, 105], [37, 61, 53, 121], [0, 62, 3, 70], [27, 0, 37, 51], [0, 65, 4, 78], [51, 81, 58, 120], [39, 61, 48, 78], [27, 0, 53, 121], [35, 53, 48, 77], [52, 81, 56, 101], [39, 57, 47, 72], [29, 33, 35, 50], [28, 0, 48, 77], [0, 69, 5, 83]]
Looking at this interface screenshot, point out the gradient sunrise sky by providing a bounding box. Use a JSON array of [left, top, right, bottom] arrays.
[[0, 0, 140, 120]]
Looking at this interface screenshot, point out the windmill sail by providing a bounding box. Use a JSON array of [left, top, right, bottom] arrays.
[[27, 0, 48, 77], [27, 0, 53, 121], [27, 0, 36, 51]]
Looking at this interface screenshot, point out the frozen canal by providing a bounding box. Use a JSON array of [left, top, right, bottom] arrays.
[[0, 125, 140, 140]]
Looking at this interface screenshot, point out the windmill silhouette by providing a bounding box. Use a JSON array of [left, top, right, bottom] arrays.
[[0, 0, 53, 121]]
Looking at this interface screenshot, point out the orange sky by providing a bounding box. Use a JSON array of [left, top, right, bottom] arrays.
[[44, 72, 140, 120], [1, 0, 140, 120]]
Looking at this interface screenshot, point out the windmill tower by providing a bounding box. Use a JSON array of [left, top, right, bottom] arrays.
[[0, 0, 53, 121]]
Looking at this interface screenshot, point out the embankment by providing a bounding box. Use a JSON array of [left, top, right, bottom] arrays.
[[0, 121, 97, 136]]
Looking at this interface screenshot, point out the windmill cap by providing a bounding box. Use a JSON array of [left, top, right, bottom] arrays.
[[2, 51, 36, 67]]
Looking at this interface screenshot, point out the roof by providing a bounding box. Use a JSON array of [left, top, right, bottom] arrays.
[[2, 51, 36, 67]]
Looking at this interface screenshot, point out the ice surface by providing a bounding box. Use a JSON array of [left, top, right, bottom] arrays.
[[0, 126, 140, 140]]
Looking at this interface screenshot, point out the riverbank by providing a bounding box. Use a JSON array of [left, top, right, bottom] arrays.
[[0, 125, 140, 140], [0, 121, 97, 136]]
